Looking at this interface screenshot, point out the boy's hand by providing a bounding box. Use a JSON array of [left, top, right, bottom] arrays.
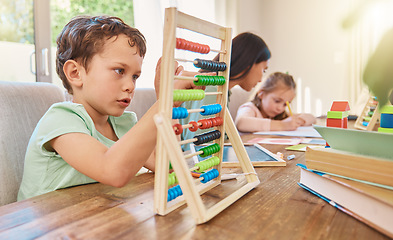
[[154, 57, 185, 98]]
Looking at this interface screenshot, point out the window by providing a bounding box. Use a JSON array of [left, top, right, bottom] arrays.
[[50, 0, 135, 90], [0, 0, 35, 82]]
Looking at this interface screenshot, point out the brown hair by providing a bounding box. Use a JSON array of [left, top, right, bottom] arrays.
[[252, 72, 296, 120], [56, 15, 146, 94]]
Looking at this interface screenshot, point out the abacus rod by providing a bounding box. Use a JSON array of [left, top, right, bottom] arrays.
[[179, 138, 197, 145], [194, 177, 203, 184], [210, 49, 226, 54], [188, 108, 204, 113], [174, 76, 198, 81], [174, 58, 194, 63], [184, 151, 203, 159], [205, 92, 222, 95], [182, 123, 193, 129]]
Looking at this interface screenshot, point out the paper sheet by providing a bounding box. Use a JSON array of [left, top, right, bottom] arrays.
[[247, 137, 302, 145], [254, 126, 322, 138]]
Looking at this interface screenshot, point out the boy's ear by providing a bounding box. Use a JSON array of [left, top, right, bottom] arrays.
[[63, 60, 84, 88]]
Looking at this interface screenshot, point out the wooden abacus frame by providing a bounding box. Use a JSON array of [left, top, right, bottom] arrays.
[[153, 7, 260, 224], [354, 96, 380, 131]]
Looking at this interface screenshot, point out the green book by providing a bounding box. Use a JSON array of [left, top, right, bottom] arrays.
[[313, 125, 393, 160]]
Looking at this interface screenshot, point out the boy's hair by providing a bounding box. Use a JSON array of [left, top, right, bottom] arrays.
[[252, 72, 296, 120], [56, 15, 146, 94]]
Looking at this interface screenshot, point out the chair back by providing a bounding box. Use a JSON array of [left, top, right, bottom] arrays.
[[0, 81, 65, 205]]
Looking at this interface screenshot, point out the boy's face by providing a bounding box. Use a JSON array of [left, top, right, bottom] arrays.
[[78, 34, 143, 117]]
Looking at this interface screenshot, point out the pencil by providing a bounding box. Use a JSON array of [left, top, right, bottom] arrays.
[[286, 101, 293, 116]]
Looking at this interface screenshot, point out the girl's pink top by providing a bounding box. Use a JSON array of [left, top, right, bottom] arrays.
[[235, 102, 271, 132]]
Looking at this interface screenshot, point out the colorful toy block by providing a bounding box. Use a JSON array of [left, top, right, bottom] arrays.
[[378, 127, 393, 133], [380, 113, 393, 128], [327, 111, 349, 119], [330, 101, 350, 112], [327, 118, 345, 128]]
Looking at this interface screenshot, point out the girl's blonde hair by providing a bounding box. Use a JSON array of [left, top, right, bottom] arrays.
[[252, 72, 296, 120]]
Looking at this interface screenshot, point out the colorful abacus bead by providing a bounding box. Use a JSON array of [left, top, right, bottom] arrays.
[[194, 130, 221, 145], [201, 104, 222, 116], [200, 169, 219, 183], [168, 172, 177, 186], [193, 59, 227, 72], [194, 76, 225, 86], [199, 143, 221, 157], [173, 89, 205, 101], [176, 38, 210, 54], [211, 116, 223, 126], [173, 123, 183, 135], [189, 121, 199, 132], [194, 156, 220, 173], [172, 107, 188, 119], [167, 185, 183, 202], [198, 119, 213, 129]]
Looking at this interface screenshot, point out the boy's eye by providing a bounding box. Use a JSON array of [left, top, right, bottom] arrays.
[[115, 69, 125, 75], [132, 74, 140, 81]]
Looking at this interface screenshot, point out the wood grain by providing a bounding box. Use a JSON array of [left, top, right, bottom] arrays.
[[0, 120, 390, 239]]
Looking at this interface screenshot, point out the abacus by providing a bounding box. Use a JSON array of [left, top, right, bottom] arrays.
[[354, 96, 380, 131], [153, 8, 260, 224]]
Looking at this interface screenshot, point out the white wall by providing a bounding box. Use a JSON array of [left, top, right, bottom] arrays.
[[236, 0, 353, 116]]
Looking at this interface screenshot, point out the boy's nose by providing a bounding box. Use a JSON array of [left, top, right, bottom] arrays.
[[124, 81, 135, 93]]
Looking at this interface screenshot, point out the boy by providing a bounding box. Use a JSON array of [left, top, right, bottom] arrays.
[[18, 16, 192, 200]]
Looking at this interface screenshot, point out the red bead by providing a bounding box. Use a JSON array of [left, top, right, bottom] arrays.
[[203, 44, 210, 54], [198, 119, 207, 129], [173, 123, 183, 135], [184, 40, 190, 50], [207, 119, 213, 128], [190, 42, 197, 52], [189, 121, 199, 132], [211, 117, 217, 126], [215, 117, 223, 126], [195, 43, 202, 53], [176, 38, 182, 49]]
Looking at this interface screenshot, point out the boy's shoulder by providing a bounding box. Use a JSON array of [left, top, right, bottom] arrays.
[[45, 102, 91, 121]]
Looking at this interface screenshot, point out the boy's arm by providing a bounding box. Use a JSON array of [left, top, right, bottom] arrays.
[[51, 101, 160, 188], [144, 150, 156, 172]]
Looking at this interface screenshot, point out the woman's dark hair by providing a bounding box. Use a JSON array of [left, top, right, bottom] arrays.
[[208, 32, 271, 80]]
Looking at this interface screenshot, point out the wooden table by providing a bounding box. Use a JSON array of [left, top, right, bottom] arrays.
[[0, 122, 390, 239]]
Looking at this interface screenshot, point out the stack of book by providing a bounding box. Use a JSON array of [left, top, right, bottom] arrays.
[[298, 126, 393, 238]]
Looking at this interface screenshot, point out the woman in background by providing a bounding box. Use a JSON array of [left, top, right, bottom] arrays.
[[181, 32, 271, 146]]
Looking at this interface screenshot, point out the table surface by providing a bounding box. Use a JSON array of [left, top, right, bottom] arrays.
[[0, 120, 390, 240]]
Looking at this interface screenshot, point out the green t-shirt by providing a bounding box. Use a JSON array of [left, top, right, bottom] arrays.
[[17, 102, 137, 200]]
